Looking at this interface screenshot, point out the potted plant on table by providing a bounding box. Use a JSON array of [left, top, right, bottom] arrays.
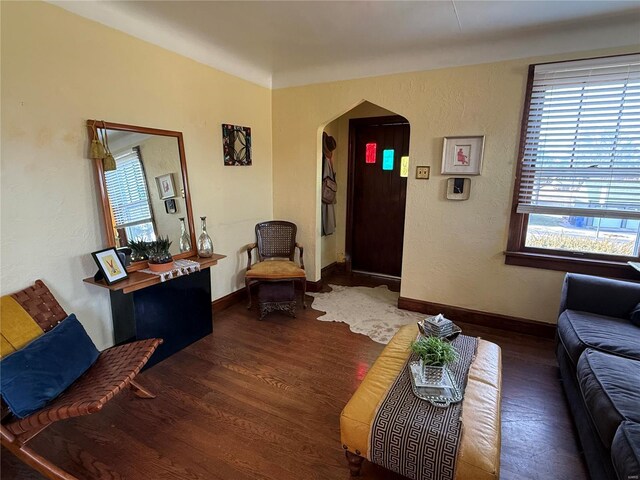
[[128, 239, 150, 262], [411, 336, 458, 384], [146, 236, 175, 273]]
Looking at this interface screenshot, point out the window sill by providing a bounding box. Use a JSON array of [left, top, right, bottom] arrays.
[[504, 251, 639, 280]]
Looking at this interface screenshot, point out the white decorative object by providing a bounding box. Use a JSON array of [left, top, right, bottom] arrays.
[[141, 259, 200, 282], [419, 314, 453, 336]]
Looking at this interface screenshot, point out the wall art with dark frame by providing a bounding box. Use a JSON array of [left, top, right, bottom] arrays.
[[222, 124, 252, 166]]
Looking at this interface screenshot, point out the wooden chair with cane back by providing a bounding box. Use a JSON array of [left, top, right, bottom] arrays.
[[0, 279, 162, 480], [245, 221, 307, 309]]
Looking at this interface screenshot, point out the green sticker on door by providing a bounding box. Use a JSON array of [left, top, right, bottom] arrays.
[[382, 149, 394, 171]]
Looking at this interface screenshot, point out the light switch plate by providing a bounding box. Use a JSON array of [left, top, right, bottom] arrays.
[[416, 166, 430, 179]]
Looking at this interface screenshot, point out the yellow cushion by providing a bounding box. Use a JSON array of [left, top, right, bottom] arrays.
[[0, 296, 44, 358], [1, 335, 14, 358], [340, 324, 502, 480], [245, 260, 306, 279]]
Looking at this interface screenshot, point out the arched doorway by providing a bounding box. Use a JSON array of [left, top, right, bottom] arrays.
[[320, 101, 410, 279]]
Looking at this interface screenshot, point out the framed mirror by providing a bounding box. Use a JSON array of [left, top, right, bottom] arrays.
[[88, 120, 197, 271]]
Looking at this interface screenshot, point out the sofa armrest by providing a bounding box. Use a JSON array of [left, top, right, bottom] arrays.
[[559, 273, 640, 320]]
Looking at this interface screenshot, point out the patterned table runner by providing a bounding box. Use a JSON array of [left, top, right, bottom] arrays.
[[140, 259, 201, 282], [369, 334, 479, 480]]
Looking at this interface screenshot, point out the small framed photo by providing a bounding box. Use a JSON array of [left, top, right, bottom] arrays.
[[155, 173, 176, 199], [91, 247, 128, 285], [441, 136, 484, 175], [164, 198, 177, 214]]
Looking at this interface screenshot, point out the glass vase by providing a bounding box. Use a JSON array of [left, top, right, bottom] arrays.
[[419, 359, 447, 387], [197, 216, 214, 258], [179, 217, 192, 253]]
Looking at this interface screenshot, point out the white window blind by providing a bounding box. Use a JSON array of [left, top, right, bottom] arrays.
[[517, 54, 640, 220], [104, 147, 153, 228]]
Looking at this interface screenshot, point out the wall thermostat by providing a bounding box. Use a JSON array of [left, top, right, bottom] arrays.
[[446, 178, 470, 200]]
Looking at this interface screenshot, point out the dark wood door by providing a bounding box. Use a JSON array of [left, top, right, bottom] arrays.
[[347, 116, 409, 277]]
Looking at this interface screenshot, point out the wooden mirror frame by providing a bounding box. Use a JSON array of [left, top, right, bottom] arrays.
[[87, 120, 197, 272]]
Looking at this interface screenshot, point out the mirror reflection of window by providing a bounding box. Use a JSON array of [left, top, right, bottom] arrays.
[[104, 146, 157, 246]]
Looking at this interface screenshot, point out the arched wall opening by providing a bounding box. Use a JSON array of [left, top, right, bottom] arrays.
[[317, 100, 411, 279]]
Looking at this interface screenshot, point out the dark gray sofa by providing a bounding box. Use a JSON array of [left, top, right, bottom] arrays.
[[557, 273, 640, 480]]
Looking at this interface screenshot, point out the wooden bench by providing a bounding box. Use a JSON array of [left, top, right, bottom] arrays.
[[1, 280, 161, 480], [340, 324, 502, 479]]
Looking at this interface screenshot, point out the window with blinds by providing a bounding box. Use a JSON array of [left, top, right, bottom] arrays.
[[517, 54, 640, 219], [507, 54, 640, 268], [104, 147, 155, 239]]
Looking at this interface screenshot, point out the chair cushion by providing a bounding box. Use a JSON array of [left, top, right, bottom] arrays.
[[0, 296, 43, 358], [612, 421, 640, 480], [576, 349, 640, 448], [246, 260, 305, 279], [557, 309, 640, 366], [0, 314, 100, 418]]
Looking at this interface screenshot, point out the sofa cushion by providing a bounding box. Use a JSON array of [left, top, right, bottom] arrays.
[[577, 349, 640, 448], [557, 309, 640, 366], [0, 314, 100, 418], [612, 421, 640, 480], [631, 303, 640, 327]]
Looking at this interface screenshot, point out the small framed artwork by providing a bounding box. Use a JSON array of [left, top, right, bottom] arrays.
[[156, 173, 176, 199], [441, 136, 485, 175], [222, 124, 252, 166], [164, 198, 177, 214], [91, 247, 129, 285]]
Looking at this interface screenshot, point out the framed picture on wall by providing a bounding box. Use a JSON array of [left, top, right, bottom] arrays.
[[441, 136, 485, 175], [222, 124, 252, 166], [155, 173, 176, 199], [91, 247, 128, 285]]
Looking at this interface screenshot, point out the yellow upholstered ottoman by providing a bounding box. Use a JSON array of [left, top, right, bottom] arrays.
[[340, 324, 502, 479]]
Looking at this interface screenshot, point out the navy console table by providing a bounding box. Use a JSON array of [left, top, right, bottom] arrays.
[[84, 254, 225, 368]]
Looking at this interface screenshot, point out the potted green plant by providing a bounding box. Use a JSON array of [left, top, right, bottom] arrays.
[[128, 239, 150, 262], [146, 236, 174, 272], [411, 336, 458, 384]]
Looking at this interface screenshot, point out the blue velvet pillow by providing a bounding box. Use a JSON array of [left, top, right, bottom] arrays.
[[0, 314, 100, 418], [631, 303, 640, 327]]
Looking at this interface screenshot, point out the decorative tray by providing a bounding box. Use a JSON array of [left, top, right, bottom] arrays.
[[407, 361, 463, 408]]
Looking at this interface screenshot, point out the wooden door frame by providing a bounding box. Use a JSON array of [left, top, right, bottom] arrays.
[[345, 115, 410, 274]]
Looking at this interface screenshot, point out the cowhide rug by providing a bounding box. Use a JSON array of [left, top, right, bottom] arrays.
[[308, 284, 423, 344]]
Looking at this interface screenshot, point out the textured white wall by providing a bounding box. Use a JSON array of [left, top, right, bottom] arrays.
[[1, 2, 273, 348]]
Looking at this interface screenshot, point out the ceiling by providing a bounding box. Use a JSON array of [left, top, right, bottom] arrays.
[[52, 1, 640, 89]]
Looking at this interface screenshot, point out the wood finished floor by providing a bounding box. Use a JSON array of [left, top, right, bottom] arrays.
[[2, 276, 588, 480]]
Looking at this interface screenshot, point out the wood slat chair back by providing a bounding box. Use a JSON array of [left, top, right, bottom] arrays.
[[1, 279, 162, 480]]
